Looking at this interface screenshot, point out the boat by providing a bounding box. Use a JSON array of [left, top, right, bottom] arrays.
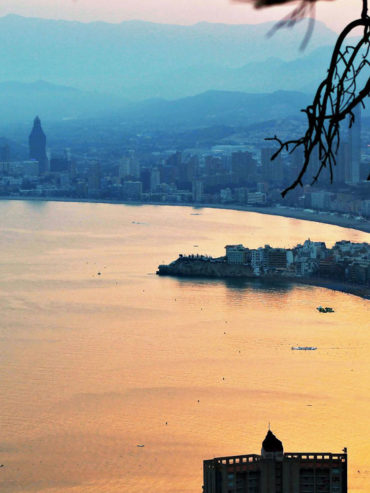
[[291, 346, 317, 351], [317, 306, 334, 313]]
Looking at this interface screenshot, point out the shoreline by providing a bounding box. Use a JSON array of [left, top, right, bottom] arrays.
[[1, 196, 369, 234], [157, 268, 370, 300], [290, 277, 370, 300]]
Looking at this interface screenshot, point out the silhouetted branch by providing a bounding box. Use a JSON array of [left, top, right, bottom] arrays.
[[267, 1, 369, 196], [235, 0, 332, 48], [236, 0, 370, 195], [266, 0, 317, 49]]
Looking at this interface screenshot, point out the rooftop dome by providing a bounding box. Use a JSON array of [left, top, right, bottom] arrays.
[[262, 430, 283, 453]]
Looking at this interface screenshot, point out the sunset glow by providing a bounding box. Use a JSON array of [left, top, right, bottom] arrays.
[[0, 0, 362, 31]]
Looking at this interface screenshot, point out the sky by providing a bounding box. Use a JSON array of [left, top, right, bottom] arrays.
[[0, 0, 362, 32]]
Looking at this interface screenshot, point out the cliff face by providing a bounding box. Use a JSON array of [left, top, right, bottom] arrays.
[[157, 258, 256, 278]]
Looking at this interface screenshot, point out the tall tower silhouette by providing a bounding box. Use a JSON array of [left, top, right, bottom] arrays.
[[29, 116, 48, 174], [348, 104, 361, 184]]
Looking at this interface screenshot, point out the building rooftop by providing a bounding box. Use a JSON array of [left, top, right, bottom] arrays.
[[262, 430, 283, 452]]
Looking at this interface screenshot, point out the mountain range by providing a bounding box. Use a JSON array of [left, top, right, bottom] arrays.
[[0, 14, 367, 130], [0, 80, 312, 126], [0, 14, 339, 100]]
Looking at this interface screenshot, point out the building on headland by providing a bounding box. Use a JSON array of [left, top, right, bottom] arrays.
[[203, 430, 347, 493], [225, 245, 249, 264], [157, 240, 370, 291], [264, 245, 288, 270], [226, 244, 292, 275]]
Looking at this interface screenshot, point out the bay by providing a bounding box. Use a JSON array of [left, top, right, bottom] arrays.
[[0, 200, 369, 493]]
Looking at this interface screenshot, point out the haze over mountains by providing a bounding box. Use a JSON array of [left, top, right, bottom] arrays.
[[0, 14, 338, 101], [1, 14, 368, 129], [0, 80, 313, 126]]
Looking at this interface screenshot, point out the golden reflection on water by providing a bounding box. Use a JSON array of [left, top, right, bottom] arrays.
[[0, 200, 369, 492]]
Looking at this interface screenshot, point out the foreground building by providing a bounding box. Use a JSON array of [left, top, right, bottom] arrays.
[[203, 431, 347, 493]]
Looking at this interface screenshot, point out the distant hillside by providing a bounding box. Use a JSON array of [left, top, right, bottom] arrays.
[[0, 80, 127, 122], [0, 81, 312, 126], [0, 14, 338, 99], [119, 90, 312, 127], [1, 80, 369, 131]]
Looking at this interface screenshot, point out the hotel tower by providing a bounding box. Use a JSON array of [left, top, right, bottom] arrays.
[[203, 431, 347, 493]]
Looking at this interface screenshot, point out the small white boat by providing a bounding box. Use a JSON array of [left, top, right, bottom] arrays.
[[291, 346, 317, 351]]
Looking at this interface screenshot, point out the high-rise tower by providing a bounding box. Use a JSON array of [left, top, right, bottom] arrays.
[[348, 104, 361, 184], [29, 116, 48, 174], [203, 430, 347, 493]]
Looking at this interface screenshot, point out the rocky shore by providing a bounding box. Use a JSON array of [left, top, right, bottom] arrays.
[[157, 257, 255, 278], [157, 257, 370, 300]]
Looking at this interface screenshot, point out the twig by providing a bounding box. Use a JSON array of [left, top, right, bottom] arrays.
[[266, 1, 370, 197]]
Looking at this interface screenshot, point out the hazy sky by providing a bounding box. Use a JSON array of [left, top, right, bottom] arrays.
[[0, 0, 361, 31]]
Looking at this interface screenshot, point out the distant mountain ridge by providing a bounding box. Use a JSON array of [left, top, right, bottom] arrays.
[[0, 80, 313, 127], [0, 80, 127, 122], [0, 14, 338, 99], [122, 89, 312, 127]]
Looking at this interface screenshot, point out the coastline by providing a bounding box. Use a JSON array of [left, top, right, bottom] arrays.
[[157, 262, 370, 300], [1, 196, 369, 234], [289, 277, 370, 300]]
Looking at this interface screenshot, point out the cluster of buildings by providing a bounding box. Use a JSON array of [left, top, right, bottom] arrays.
[[0, 114, 368, 220], [225, 239, 370, 285], [203, 430, 348, 493]]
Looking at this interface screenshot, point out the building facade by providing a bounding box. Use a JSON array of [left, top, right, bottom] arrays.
[[203, 431, 347, 493], [225, 245, 249, 264]]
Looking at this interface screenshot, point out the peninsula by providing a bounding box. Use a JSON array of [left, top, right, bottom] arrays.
[[157, 239, 370, 299]]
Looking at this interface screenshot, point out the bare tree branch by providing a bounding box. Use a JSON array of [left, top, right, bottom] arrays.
[[246, 0, 370, 196]]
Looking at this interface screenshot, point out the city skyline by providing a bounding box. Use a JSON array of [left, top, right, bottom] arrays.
[[1, 112, 368, 231]]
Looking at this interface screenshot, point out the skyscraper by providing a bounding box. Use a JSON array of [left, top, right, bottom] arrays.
[[192, 179, 203, 202], [29, 116, 48, 174], [232, 151, 257, 184], [88, 161, 101, 193], [150, 167, 161, 192], [335, 141, 350, 185], [203, 431, 347, 493], [261, 148, 283, 185], [348, 104, 361, 184]]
